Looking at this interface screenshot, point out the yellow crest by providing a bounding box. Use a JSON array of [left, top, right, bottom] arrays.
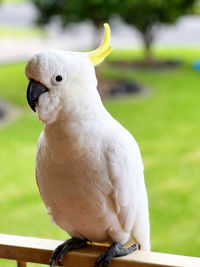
[[88, 23, 113, 66]]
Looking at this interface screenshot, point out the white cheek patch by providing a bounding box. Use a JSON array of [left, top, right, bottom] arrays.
[[36, 92, 62, 124]]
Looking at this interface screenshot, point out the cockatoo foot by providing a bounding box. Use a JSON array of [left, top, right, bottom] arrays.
[[49, 237, 88, 267], [94, 242, 140, 267]]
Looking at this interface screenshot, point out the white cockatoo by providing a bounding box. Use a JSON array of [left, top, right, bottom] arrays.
[[25, 24, 150, 267]]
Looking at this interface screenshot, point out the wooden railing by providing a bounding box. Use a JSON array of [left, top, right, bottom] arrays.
[[0, 234, 200, 267]]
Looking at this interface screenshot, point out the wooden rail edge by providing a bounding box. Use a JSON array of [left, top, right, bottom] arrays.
[[0, 234, 199, 267]]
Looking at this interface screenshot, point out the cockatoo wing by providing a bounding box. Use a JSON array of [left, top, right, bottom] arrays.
[[105, 124, 150, 250]]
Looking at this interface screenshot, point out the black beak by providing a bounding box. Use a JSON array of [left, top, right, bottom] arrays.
[[26, 79, 48, 112]]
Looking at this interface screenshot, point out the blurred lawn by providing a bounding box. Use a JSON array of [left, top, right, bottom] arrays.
[[0, 48, 200, 266], [0, 26, 44, 38], [1, 0, 24, 4]]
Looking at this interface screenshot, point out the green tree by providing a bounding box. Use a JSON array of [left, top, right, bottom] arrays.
[[31, 0, 197, 62], [121, 0, 197, 62], [32, 0, 121, 28]]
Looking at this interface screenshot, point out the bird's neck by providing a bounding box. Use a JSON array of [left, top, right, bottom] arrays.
[[43, 89, 108, 153]]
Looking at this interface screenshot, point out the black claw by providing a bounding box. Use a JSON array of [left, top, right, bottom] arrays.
[[57, 245, 71, 265], [49, 241, 68, 267], [115, 243, 140, 257], [49, 260, 55, 267], [94, 251, 107, 267], [49, 238, 88, 267], [102, 257, 112, 267], [94, 242, 140, 267]]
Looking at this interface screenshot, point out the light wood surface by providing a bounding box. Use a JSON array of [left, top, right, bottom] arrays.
[[0, 234, 199, 266]]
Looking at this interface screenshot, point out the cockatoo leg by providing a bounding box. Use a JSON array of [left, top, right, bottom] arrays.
[[49, 237, 88, 267], [94, 242, 140, 267]]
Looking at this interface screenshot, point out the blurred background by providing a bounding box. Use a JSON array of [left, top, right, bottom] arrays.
[[0, 0, 200, 266]]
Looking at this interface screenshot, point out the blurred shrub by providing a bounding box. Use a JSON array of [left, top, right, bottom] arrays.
[[121, 0, 197, 62], [31, 0, 198, 62], [32, 0, 121, 27]]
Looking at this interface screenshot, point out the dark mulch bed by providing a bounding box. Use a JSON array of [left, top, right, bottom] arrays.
[[97, 79, 148, 99], [96, 64, 151, 99], [110, 59, 182, 70], [0, 106, 5, 119], [96, 59, 181, 99], [0, 101, 8, 121], [0, 101, 20, 125]]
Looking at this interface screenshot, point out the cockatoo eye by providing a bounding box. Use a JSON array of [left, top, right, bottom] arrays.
[[55, 75, 62, 82], [51, 72, 66, 85]]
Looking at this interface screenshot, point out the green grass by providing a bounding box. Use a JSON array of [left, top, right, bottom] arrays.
[[0, 48, 200, 266], [1, 0, 24, 4], [0, 62, 30, 106], [0, 26, 44, 38]]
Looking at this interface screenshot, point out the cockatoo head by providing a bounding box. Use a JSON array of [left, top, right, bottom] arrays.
[[25, 24, 113, 124]]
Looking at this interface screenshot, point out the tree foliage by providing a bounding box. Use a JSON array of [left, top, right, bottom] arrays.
[[32, 0, 121, 27], [121, 0, 197, 60], [32, 0, 197, 61]]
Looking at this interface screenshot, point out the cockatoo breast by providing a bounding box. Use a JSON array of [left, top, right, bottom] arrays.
[[36, 116, 129, 243]]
